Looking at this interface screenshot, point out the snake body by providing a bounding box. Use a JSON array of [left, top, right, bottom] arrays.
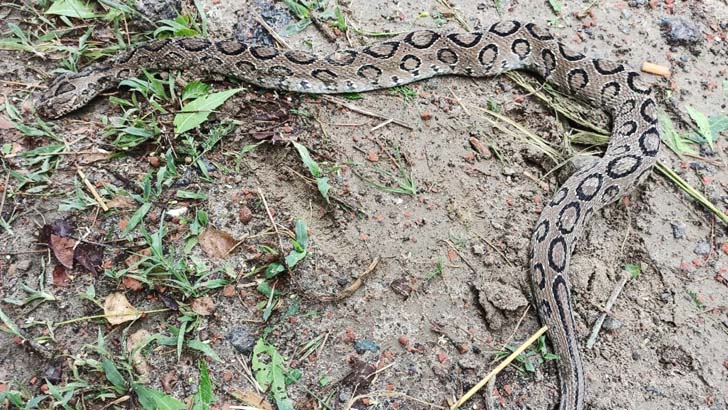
[[37, 21, 659, 410]]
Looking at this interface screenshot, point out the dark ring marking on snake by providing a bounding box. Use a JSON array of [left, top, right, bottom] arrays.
[[250, 46, 279, 60], [489, 20, 522, 37], [525, 23, 554, 40], [215, 40, 247, 55], [363, 41, 400, 59], [534, 219, 550, 243], [593, 59, 625, 75], [326, 50, 358, 66], [284, 50, 318, 65], [511, 38, 532, 60], [437, 48, 459, 65], [627, 71, 651, 94], [448, 32, 483, 48], [548, 236, 568, 273], [478, 44, 499, 69], [606, 154, 643, 179], [558, 42, 586, 61], [557, 201, 581, 235], [575, 173, 604, 201], [404, 30, 441, 49]]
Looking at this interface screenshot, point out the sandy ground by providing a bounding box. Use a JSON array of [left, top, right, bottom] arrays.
[[1, 0, 727, 409]]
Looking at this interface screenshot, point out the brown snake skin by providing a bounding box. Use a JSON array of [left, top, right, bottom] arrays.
[[37, 21, 660, 410]]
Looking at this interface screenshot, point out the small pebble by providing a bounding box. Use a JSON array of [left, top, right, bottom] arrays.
[[227, 327, 256, 355], [472, 244, 485, 255], [354, 339, 380, 354], [693, 241, 711, 256], [670, 222, 686, 239], [660, 17, 702, 45], [603, 317, 622, 331], [338, 390, 351, 403], [15, 260, 31, 271], [632, 351, 641, 361]]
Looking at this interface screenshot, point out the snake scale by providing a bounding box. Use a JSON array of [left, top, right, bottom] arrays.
[[37, 20, 660, 410]]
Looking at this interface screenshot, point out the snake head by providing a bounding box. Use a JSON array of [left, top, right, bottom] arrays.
[[37, 64, 116, 119]]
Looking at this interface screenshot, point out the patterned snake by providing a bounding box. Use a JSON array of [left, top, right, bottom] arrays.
[[37, 21, 659, 409]]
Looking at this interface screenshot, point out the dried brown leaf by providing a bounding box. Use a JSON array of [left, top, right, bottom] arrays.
[[199, 228, 237, 259], [190, 295, 216, 316], [50, 234, 75, 269], [103, 292, 141, 325]]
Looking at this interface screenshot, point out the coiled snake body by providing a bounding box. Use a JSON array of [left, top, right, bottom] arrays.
[[38, 21, 660, 410]]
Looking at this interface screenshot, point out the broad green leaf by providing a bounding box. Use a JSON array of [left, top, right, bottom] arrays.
[[686, 105, 714, 150], [265, 263, 286, 279], [252, 339, 296, 410], [174, 88, 242, 135], [121, 202, 152, 236], [316, 177, 331, 204], [281, 0, 309, 19], [182, 80, 212, 101], [187, 339, 221, 362], [133, 384, 185, 410], [102, 358, 126, 392], [291, 141, 322, 177], [0, 307, 21, 336], [285, 250, 306, 268], [176, 190, 208, 200], [548, 0, 562, 14], [658, 112, 696, 156], [294, 219, 308, 249], [624, 263, 641, 279], [192, 360, 214, 410], [46, 0, 97, 19]]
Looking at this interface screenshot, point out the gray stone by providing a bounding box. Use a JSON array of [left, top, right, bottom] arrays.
[[227, 327, 256, 355], [670, 222, 686, 239], [660, 17, 702, 45], [693, 241, 711, 256]]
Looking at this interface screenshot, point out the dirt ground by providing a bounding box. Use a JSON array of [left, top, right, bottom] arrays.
[[1, 0, 727, 409]]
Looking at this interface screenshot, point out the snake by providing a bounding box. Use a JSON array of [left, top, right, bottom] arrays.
[[36, 20, 660, 410]]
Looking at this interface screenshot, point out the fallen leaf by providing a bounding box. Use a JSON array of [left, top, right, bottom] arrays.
[[39, 219, 74, 243], [191, 295, 216, 316], [125, 248, 152, 271], [78, 152, 110, 164], [229, 389, 273, 410], [161, 370, 178, 394], [74, 242, 103, 275], [50, 234, 75, 269], [52, 265, 69, 286], [122, 276, 144, 292], [107, 196, 136, 209], [103, 292, 141, 325], [199, 228, 237, 259], [126, 329, 151, 381]]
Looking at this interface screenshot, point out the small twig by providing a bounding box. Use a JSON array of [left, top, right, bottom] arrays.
[[323, 96, 413, 130], [369, 118, 394, 132], [0, 172, 11, 234], [500, 305, 531, 351], [451, 325, 548, 409], [254, 16, 291, 49], [441, 240, 478, 275], [310, 12, 338, 42], [523, 170, 551, 192], [586, 272, 630, 348], [257, 188, 285, 256], [315, 257, 380, 302], [77, 168, 109, 212], [475, 233, 515, 268]]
